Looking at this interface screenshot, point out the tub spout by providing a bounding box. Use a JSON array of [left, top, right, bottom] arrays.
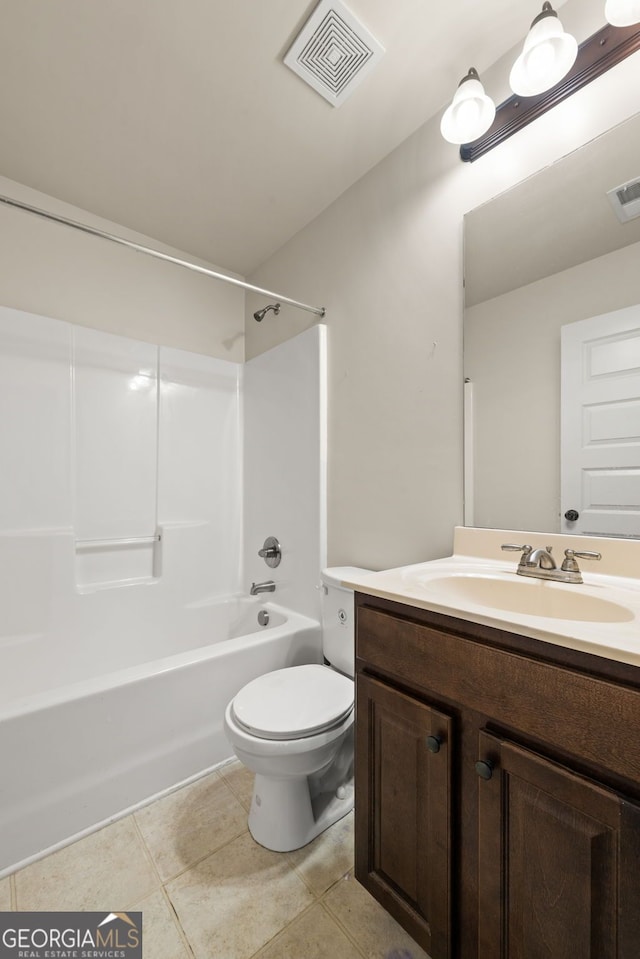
[[250, 580, 276, 595]]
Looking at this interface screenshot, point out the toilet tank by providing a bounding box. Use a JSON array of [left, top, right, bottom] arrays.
[[321, 567, 372, 678]]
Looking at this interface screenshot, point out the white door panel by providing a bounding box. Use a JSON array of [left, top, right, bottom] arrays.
[[585, 399, 640, 444], [561, 306, 640, 537]]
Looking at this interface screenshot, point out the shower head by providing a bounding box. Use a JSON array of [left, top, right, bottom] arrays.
[[253, 303, 281, 322]]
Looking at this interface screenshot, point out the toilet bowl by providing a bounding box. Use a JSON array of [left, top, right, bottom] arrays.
[[223, 566, 371, 852]]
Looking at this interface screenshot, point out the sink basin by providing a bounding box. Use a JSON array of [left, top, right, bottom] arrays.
[[419, 573, 635, 623]]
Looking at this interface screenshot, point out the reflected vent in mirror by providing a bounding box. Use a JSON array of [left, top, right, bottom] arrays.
[[607, 177, 640, 223]]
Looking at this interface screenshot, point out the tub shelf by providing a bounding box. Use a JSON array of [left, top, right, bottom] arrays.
[[75, 531, 162, 588]]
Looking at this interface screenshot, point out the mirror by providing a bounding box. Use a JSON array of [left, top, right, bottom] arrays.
[[463, 110, 640, 537]]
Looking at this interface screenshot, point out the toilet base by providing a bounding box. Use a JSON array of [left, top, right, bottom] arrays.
[[248, 773, 354, 852]]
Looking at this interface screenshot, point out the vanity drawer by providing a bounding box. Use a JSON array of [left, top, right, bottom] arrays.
[[357, 604, 640, 784]]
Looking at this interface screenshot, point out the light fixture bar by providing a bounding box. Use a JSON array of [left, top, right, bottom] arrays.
[[460, 21, 640, 162]]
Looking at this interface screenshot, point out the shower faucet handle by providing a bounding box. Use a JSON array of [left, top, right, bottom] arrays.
[[258, 545, 279, 558], [258, 536, 282, 568]]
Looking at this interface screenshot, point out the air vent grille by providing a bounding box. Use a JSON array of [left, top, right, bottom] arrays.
[[284, 0, 384, 107], [607, 178, 640, 223], [617, 181, 640, 205]]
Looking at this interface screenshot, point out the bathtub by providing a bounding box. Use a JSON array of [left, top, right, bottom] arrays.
[[0, 597, 322, 876]]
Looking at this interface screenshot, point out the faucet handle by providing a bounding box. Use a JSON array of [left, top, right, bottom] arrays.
[[258, 536, 281, 568], [561, 548, 602, 572], [501, 544, 533, 567]]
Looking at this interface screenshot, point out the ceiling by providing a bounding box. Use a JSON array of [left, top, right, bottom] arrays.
[[0, 0, 570, 276]]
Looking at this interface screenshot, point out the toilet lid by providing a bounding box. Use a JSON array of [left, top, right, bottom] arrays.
[[232, 664, 354, 740]]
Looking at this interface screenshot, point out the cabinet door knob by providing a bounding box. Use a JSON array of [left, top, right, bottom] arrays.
[[564, 509, 579, 522], [426, 735, 442, 754], [475, 760, 494, 780]]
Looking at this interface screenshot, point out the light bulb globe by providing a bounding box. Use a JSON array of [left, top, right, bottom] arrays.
[[440, 71, 496, 145], [605, 0, 640, 26], [509, 6, 578, 96]]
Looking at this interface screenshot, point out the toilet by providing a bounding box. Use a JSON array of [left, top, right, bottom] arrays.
[[223, 566, 371, 852]]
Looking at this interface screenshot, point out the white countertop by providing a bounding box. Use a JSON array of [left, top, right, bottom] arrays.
[[343, 527, 640, 669]]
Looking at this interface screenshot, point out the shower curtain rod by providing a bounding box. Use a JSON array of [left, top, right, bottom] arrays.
[[0, 194, 326, 318]]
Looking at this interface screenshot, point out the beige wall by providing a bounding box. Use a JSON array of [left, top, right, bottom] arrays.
[[0, 176, 245, 361], [245, 23, 640, 570], [465, 240, 640, 533]]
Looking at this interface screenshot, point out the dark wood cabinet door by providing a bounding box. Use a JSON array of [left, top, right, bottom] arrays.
[[477, 731, 640, 959], [355, 673, 453, 959]]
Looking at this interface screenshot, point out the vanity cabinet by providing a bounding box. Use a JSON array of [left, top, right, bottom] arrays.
[[356, 673, 453, 958], [354, 594, 640, 959]]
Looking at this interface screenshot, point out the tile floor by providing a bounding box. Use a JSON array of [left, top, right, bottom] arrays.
[[0, 761, 429, 959]]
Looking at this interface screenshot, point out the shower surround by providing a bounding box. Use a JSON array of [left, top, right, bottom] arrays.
[[0, 306, 326, 875]]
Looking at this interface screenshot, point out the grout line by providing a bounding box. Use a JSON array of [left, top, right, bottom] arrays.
[[314, 864, 355, 899], [129, 768, 250, 886], [286, 860, 320, 900], [320, 874, 365, 934], [285, 814, 355, 899], [317, 898, 369, 959], [246, 895, 370, 959], [141, 823, 251, 890], [218, 762, 255, 811], [158, 885, 196, 959], [321, 874, 426, 959], [284, 847, 346, 900], [166, 825, 250, 885], [123, 880, 195, 959], [129, 815, 165, 895], [245, 899, 322, 959]]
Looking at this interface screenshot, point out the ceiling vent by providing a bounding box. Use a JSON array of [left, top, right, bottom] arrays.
[[607, 178, 640, 223], [284, 0, 384, 107]]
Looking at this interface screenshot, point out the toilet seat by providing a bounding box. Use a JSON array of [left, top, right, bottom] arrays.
[[231, 664, 353, 741]]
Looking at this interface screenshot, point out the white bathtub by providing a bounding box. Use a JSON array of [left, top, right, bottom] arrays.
[[0, 597, 322, 876]]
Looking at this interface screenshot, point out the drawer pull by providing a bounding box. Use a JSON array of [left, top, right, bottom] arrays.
[[475, 760, 494, 780], [426, 735, 442, 754]]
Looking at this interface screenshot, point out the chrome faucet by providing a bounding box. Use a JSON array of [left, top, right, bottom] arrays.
[[501, 544, 601, 584], [525, 546, 556, 571], [250, 580, 276, 595]]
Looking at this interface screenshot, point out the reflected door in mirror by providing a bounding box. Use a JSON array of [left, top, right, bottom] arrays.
[[561, 305, 640, 537]]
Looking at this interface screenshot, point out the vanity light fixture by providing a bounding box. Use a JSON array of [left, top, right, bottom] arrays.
[[440, 68, 496, 145], [605, 0, 640, 26], [509, 3, 578, 96], [443, 13, 640, 162]]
